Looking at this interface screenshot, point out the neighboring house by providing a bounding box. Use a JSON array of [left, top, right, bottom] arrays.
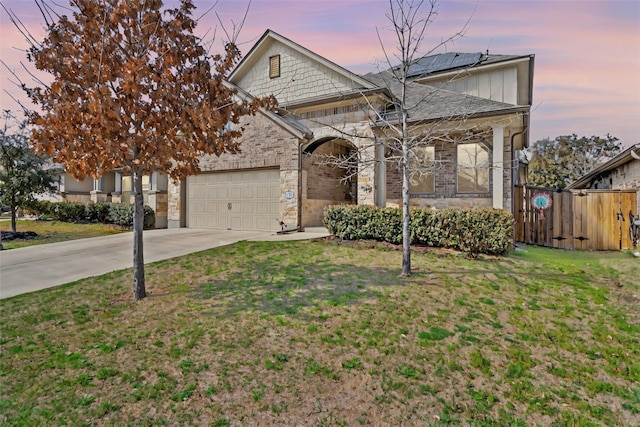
[[47, 169, 169, 228], [59, 29, 535, 232], [567, 143, 640, 215]]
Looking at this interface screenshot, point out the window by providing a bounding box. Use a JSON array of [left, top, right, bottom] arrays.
[[457, 142, 489, 193], [409, 146, 435, 194], [269, 55, 280, 78], [121, 174, 151, 203]]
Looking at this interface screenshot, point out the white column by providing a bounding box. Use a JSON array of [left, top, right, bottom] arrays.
[[114, 172, 122, 193], [492, 125, 504, 209], [93, 177, 103, 192]]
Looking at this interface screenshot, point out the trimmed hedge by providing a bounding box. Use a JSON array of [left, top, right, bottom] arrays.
[[323, 205, 514, 257], [24, 200, 155, 229]]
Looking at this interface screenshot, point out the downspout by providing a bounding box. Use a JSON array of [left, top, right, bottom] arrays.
[[511, 127, 527, 243]]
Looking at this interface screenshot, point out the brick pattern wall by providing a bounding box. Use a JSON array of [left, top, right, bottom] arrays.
[[303, 141, 354, 201], [385, 134, 514, 212]]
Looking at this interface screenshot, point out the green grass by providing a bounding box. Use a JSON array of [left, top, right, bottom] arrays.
[[0, 219, 125, 249], [1, 241, 638, 426]]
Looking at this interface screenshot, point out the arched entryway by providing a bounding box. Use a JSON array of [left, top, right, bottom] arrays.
[[302, 137, 357, 226]]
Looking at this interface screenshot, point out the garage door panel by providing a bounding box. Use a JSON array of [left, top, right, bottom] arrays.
[[243, 187, 254, 198], [187, 169, 280, 231]]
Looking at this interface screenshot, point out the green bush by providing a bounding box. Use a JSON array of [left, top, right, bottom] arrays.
[[23, 199, 54, 217], [108, 203, 155, 229], [323, 205, 514, 257], [51, 202, 86, 222], [23, 200, 155, 228], [84, 202, 111, 223]]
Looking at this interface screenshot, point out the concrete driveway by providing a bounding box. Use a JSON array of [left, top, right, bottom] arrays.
[[0, 227, 329, 299]]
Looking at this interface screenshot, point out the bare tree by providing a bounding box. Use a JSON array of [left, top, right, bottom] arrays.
[[310, 0, 508, 276], [6, 0, 275, 300]]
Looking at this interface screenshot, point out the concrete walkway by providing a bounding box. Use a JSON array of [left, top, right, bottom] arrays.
[[0, 227, 330, 299]]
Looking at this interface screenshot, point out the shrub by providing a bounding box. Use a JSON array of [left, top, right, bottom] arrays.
[[84, 202, 111, 223], [23, 199, 54, 217], [108, 203, 155, 229], [51, 202, 86, 222], [323, 205, 514, 257]]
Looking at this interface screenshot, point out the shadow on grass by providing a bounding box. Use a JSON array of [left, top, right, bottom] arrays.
[[191, 257, 403, 320]]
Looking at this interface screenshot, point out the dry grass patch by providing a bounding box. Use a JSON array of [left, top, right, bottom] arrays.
[[0, 220, 124, 249], [1, 241, 638, 426]]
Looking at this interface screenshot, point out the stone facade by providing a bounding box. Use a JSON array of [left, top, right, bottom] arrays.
[[585, 159, 640, 215], [167, 111, 302, 229]]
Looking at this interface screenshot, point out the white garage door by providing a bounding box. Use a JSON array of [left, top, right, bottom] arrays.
[[187, 169, 281, 231]]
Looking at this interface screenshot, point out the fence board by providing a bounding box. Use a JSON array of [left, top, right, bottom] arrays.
[[514, 186, 637, 251]]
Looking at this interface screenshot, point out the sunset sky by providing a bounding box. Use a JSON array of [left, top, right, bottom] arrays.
[[1, 0, 639, 147]]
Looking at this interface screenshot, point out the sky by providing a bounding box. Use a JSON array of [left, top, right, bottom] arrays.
[[1, 0, 639, 148]]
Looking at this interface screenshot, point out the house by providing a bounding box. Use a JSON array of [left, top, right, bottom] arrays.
[[45, 169, 170, 228], [166, 30, 535, 231], [567, 143, 640, 216], [56, 29, 535, 232]]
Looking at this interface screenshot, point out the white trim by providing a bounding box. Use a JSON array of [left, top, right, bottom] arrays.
[[492, 125, 504, 209]]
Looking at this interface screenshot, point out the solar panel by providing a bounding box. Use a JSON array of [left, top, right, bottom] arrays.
[[407, 52, 482, 77]]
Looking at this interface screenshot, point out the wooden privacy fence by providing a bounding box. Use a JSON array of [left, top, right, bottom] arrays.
[[514, 185, 637, 251]]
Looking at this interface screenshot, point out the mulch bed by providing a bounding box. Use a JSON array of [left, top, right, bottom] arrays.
[[0, 231, 39, 242]]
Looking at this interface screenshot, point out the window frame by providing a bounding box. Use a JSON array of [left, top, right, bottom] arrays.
[[269, 55, 281, 79], [409, 145, 436, 195], [456, 142, 491, 194]]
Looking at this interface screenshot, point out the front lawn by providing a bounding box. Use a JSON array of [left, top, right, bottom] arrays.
[[1, 241, 638, 426], [0, 220, 125, 249]]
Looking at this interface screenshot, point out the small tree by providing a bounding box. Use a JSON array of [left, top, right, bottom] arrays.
[[0, 111, 58, 233], [14, 0, 274, 300], [527, 134, 621, 189], [316, 0, 492, 276]]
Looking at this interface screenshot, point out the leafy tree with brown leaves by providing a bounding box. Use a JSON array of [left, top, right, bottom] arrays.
[[19, 0, 274, 300]]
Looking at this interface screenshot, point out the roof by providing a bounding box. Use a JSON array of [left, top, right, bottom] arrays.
[[405, 52, 531, 79], [224, 81, 312, 139], [567, 144, 640, 189], [362, 71, 528, 123]]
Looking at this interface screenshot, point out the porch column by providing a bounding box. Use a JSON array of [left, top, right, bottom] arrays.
[[111, 171, 123, 203], [148, 171, 168, 228], [492, 125, 504, 209], [90, 177, 107, 203], [355, 134, 376, 206]]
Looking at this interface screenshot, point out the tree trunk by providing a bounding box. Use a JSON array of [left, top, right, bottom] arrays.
[[10, 198, 17, 233], [132, 169, 146, 300], [401, 110, 411, 277]]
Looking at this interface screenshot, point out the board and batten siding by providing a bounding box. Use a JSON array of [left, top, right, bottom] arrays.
[[432, 67, 518, 105]]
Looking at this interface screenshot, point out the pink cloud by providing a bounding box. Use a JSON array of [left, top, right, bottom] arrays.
[[1, 0, 638, 146]]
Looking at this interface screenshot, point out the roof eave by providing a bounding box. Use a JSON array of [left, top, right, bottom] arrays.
[[567, 143, 640, 189], [412, 55, 534, 83]]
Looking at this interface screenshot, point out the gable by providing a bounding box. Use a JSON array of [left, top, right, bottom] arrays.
[[230, 31, 374, 106], [413, 55, 534, 106]]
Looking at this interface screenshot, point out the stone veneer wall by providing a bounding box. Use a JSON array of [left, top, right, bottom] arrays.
[[592, 159, 640, 215], [167, 112, 301, 229]]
